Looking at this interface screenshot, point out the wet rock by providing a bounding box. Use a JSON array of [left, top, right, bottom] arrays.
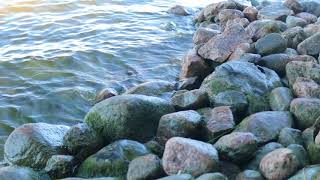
[[77, 140, 149, 178], [198, 23, 252, 63], [245, 142, 284, 171], [45, 155, 75, 179], [269, 87, 294, 111], [217, 9, 244, 25], [4, 123, 69, 169], [298, 32, 320, 56], [286, 16, 307, 28], [196, 173, 227, 180], [193, 28, 220, 45], [214, 90, 248, 116], [289, 165, 320, 180], [293, 77, 320, 98], [282, 26, 306, 49], [162, 137, 219, 177], [296, 12, 317, 24], [63, 123, 103, 160], [255, 33, 287, 56], [171, 89, 209, 110], [257, 4, 293, 21], [236, 170, 264, 180], [283, 0, 303, 14], [246, 19, 287, 41], [278, 128, 303, 146], [85, 94, 174, 143], [214, 132, 258, 163], [218, 161, 241, 180], [205, 106, 235, 142], [157, 174, 194, 180], [243, 6, 258, 22], [126, 81, 175, 99], [127, 154, 164, 180], [290, 98, 320, 130], [0, 166, 50, 180], [258, 53, 291, 76], [235, 111, 293, 144], [260, 148, 300, 179], [286, 61, 320, 86], [201, 61, 281, 114], [95, 88, 118, 103], [156, 110, 203, 145], [301, 1, 320, 17], [287, 144, 309, 167], [168, 5, 190, 16]]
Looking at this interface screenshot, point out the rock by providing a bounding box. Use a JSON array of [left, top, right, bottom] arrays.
[[236, 170, 263, 180], [201, 61, 281, 115], [196, 173, 227, 180], [296, 12, 317, 24], [243, 6, 258, 22], [77, 140, 149, 178], [193, 28, 220, 45], [278, 128, 303, 147], [171, 89, 209, 110], [307, 143, 320, 164], [85, 95, 174, 143], [198, 23, 252, 63], [290, 98, 320, 130], [302, 127, 316, 148], [157, 174, 194, 180], [226, 18, 250, 28], [203, 1, 241, 21], [255, 33, 287, 56], [282, 26, 306, 49], [289, 165, 320, 180], [257, 4, 293, 21], [217, 9, 244, 25], [203, 23, 223, 31], [238, 53, 262, 64], [260, 148, 300, 179], [245, 142, 284, 171], [315, 131, 320, 145], [95, 88, 118, 103], [284, 48, 298, 57], [0, 166, 50, 180], [218, 161, 241, 180], [286, 61, 320, 86], [127, 154, 164, 180], [205, 106, 235, 142], [61, 178, 117, 180], [45, 155, 75, 179], [293, 77, 320, 98], [235, 111, 293, 144], [304, 24, 320, 38], [229, 43, 253, 61], [286, 16, 307, 28], [168, 5, 190, 16], [126, 81, 175, 99], [283, 0, 303, 14], [213, 90, 248, 116], [4, 123, 69, 169], [144, 140, 164, 158], [63, 123, 103, 160], [156, 110, 203, 145], [298, 32, 320, 56], [214, 132, 258, 163], [246, 19, 287, 41], [258, 53, 291, 76], [162, 137, 219, 177], [269, 87, 294, 111], [177, 77, 202, 91], [287, 144, 309, 167], [194, 9, 205, 23], [301, 1, 320, 17], [291, 55, 317, 63]]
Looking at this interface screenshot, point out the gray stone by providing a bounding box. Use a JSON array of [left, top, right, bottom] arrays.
[[284, 0, 303, 14], [293, 77, 320, 98], [236, 170, 263, 180], [95, 88, 118, 103], [298, 32, 320, 56], [0, 166, 50, 180], [193, 28, 220, 45], [278, 128, 303, 147], [281, 26, 307, 49], [301, 1, 320, 17], [287, 144, 309, 168], [171, 89, 209, 110], [168, 5, 190, 16], [45, 155, 75, 179], [246, 19, 287, 41], [286, 16, 307, 28], [304, 24, 320, 38], [296, 12, 317, 24], [157, 174, 193, 180], [243, 6, 258, 22], [258, 53, 291, 76], [196, 173, 227, 180], [286, 61, 320, 86], [257, 4, 293, 21], [269, 87, 294, 111], [289, 165, 320, 180], [217, 9, 244, 25], [255, 33, 287, 56], [126, 81, 175, 99], [214, 90, 248, 116]]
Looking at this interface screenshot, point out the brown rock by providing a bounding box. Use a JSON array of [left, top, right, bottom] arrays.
[[226, 18, 250, 28], [293, 77, 320, 98], [180, 50, 211, 80], [193, 28, 220, 45], [228, 43, 252, 61], [291, 55, 317, 63], [243, 6, 258, 22], [217, 9, 244, 25], [171, 89, 209, 110]]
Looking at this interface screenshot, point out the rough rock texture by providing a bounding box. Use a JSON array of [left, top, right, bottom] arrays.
[[193, 28, 220, 45], [200, 61, 281, 115], [213, 90, 248, 116], [85, 95, 174, 143], [126, 81, 175, 99], [156, 110, 203, 145], [77, 140, 150, 178], [282, 26, 306, 49], [301, 1, 320, 17], [202, 1, 244, 22], [198, 23, 252, 63], [290, 98, 320, 130], [259, 148, 300, 180], [255, 33, 287, 56], [307, 143, 320, 164], [4, 123, 69, 169], [293, 77, 320, 98], [45, 155, 75, 179], [297, 32, 320, 56], [217, 9, 244, 25], [214, 132, 258, 163], [278, 128, 303, 147], [235, 111, 293, 144], [0, 166, 50, 180], [296, 12, 317, 24], [257, 4, 293, 21], [235, 170, 264, 180], [269, 87, 294, 111], [286, 61, 320, 86], [162, 137, 219, 177], [243, 6, 258, 22], [289, 165, 320, 180], [258, 53, 291, 76], [127, 154, 164, 180], [246, 20, 287, 41], [196, 173, 227, 180], [171, 89, 209, 110], [168, 5, 190, 16]]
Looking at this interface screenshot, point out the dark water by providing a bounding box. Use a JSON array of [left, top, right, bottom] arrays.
[[0, 0, 215, 158]]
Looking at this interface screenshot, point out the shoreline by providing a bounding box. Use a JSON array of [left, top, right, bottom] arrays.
[[1, 0, 320, 179]]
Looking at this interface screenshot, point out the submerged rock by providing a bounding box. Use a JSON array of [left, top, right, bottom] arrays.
[[95, 88, 118, 103], [4, 123, 69, 169], [0, 166, 50, 180], [85, 95, 174, 143], [168, 5, 190, 16]]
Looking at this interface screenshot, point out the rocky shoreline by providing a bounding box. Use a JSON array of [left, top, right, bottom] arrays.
[[1, 0, 320, 179]]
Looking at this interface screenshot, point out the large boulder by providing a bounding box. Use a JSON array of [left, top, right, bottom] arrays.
[[297, 32, 320, 56], [125, 81, 175, 99], [4, 123, 69, 169], [77, 140, 150, 178], [286, 61, 320, 86], [290, 98, 320, 130], [198, 23, 252, 63], [269, 87, 294, 111], [255, 33, 287, 56], [200, 61, 282, 114], [235, 111, 293, 144], [257, 4, 293, 21], [245, 19, 287, 41], [0, 166, 50, 180], [84, 95, 174, 143], [162, 137, 219, 177]]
